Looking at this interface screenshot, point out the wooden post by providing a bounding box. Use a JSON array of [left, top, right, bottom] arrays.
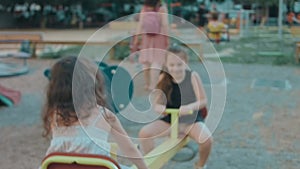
[[296, 43, 300, 63], [109, 46, 115, 60], [31, 42, 37, 58]]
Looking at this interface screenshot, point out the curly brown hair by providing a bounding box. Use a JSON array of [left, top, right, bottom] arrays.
[[42, 56, 106, 138]]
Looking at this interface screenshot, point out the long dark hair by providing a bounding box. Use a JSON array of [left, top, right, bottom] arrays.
[[42, 56, 106, 138], [156, 46, 188, 104], [144, 0, 161, 8]]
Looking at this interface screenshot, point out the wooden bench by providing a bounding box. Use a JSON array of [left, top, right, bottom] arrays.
[[31, 40, 203, 61], [0, 31, 44, 54], [0, 32, 43, 43], [109, 21, 138, 30], [290, 27, 300, 63], [0, 31, 203, 61], [0, 31, 45, 63], [0, 39, 118, 59], [0, 31, 124, 59]]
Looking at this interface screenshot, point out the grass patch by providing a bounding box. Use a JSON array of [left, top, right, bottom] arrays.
[[36, 29, 298, 66], [213, 33, 296, 65], [38, 45, 82, 59]]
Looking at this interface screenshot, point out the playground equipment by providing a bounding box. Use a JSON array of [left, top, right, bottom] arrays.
[[0, 32, 44, 77], [0, 52, 30, 77], [131, 109, 192, 169], [40, 109, 192, 169], [44, 61, 134, 114], [100, 63, 134, 113], [0, 84, 21, 107], [206, 25, 230, 43], [41, 152, 121, 169], [0, 40, 33, 77]]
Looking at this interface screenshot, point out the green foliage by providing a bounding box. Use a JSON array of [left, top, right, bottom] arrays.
[[233, 0, 279, 6], [273, 54, 293, 65], [113, 38, 131, 60], [113, 44, 130, 60], [215, 34, 295, 66], [0, 0, 100, 10], [215, 0, 226, 2], [39, 46, 81, 59]]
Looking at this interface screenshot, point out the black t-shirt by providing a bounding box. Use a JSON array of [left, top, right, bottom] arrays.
[[160, 70, 205, 124]]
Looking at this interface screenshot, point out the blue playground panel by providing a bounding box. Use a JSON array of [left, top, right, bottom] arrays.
[[97, 62, 134, 113], [44, 61, 134, 114]]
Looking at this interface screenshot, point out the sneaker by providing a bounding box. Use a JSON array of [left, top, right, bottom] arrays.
[[194, 162, 206, 169]]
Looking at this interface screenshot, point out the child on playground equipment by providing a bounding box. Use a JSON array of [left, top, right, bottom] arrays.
[[138, 46, 213, 169], [207, 12, 228, 44], [41, 56, 148, 169]]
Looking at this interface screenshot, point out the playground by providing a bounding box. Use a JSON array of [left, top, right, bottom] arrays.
[[0, 25, 300, 169]]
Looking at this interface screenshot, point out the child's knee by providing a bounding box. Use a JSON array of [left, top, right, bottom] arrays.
[[200, 135, 213, 146], [138, 127, 151, 138], [206, 136, 213, 145], [196, 134, 213, 145]]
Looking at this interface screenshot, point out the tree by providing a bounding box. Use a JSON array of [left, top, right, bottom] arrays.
[[0, 0, 145, 28], [233, 0, 279, 6], [0, 0, 104, 28]]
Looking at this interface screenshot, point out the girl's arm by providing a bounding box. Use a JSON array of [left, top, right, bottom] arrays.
[[160, 5, 169, 35], [153, 74, 167, 115], [153, 103, 166, 115], [102, 110, 148, 169], [159, 5, 169, 46], [180, 72, 207, 115], [133, 8, 144, 45], [293, 16, 300, 23]]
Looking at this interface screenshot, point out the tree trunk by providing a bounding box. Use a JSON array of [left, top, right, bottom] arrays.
[[39, 5, 46, 29], [40, 16, 47, 29], [79, 21, 83, 29]]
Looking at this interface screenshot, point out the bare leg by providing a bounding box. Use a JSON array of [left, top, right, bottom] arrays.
[[138, 120, 171, 154], [143, 64, 150, 90], [148, 63, 162, 90], [185, 122, 213, 168]]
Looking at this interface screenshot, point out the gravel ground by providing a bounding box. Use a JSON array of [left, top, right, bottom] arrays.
[[0, 28, 299, 169], [0, 58, 299, 169]]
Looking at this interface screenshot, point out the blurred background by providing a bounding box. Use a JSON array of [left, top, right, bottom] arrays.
[[0, 0, 299, 29]]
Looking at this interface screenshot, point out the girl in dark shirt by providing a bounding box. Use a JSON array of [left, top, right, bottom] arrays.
[[139, 46, 212, 169]]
